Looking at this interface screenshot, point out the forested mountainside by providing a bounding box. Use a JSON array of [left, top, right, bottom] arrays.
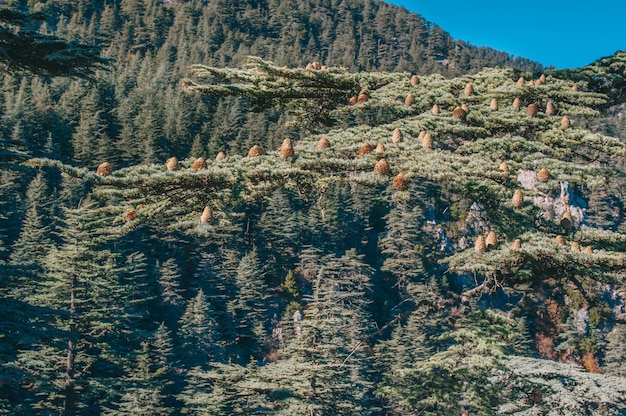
[[0, 0, 543, 167], [2, 0, 626, 415]]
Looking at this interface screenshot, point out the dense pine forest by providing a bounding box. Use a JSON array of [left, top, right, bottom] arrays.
[[2, 0, 626, 415]]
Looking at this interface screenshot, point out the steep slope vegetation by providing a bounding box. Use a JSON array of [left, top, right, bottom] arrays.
[[2, 1, 626, 414], [0, 0, 542, 168], [20, 56, 626, 414]]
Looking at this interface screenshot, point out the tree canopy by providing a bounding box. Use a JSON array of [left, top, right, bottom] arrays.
[[0, 7, 108, 78], [22, 54, 626, 414], [1, 0, 626, 414]]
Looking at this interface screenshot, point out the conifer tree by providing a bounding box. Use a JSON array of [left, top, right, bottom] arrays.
[[226, 249, 271, 363], [604, 324, 626, 377], [8, 172, 54, 267], [374, 277, 443, 379], [256, 189, 302, 272], [377, 311, 527, 415], [105, 323, 175, 416], [268, 249, 379, 414], [379, 197, 428, 301], [20, 51, 626, 413], [0, 8, 107, 78], [9, 204, 138, 414], [178, 288, 220, 368], [157, 257, 185, 315]]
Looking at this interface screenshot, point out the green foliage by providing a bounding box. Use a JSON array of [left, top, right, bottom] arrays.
[[178, 288, 220, 367], [377, 311, 524, 415], [0, 7, 108, 78], [2, 1, 626, 414], [552, 50, 626, 107]]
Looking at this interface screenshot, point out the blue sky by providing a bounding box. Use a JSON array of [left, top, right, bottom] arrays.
[[387, 0, 625, 69]]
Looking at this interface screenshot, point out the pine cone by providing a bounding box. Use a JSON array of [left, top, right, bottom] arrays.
[[475, 235, 486, 253], [349, 96, 358, 105], [316, 137, 331, 149], [511, 239, 522, 249], [499, 162, 510, 175], [215, 151, 226, 161], [546, 101, 556, 116], [560, 211, 573, 232], [357, 142, 374, 156], [374, 158, 390, 176], [192, 157, 207, 172], [584, 246, 593, 254], [375, 143, 385, 153], [516, 77, 525, 88], [405, 93, 415, 106], [490, 98, 498, 111], [561, 115, 571, 130], [463, 83, 474, 96], [422, 132, 433, 149], [200, 206, 213, 224], [512, 189, 523, 209], [572, 84, 579, 92], [486, 231, 497, 249], [555, 235, 566, 245], [513, 97, 521, 110], [392, 128, 403, 143], [431, 104, 440, 115], [527, 103, 538, 117], [357, 93, 369, 104], [247, 145, 263, 157], [462, 103, 470, 113], [96, 162, 112, 176], [166, 157, 179, 172], [393, 173, 409, 191], [571, 241, 581, 251], [539, 74, 547, 84], [279, 138, 295, 160], [537, 168, 550, 183], [410, 75, 420, 86], [452, 106, 467, 120]]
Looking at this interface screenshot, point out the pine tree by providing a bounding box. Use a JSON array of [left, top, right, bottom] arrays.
[[104, 323, 175, 415], [8, 173, 55, 267], [226, 249, 270, 363], [604, 324, 626, 377], [178, 289, 220, 368], [270, 250, 378, 414], [0, 8, 108, 78], [8, 203, 137, 414], [157, 258, 185, 312], [379, 198, 428, 301], [377, 310, 525, 415], [256, 189, 302, 272], [20, 50, 626, 414]]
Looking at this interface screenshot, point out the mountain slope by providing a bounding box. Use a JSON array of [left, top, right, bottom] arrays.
[[3, 2, 626, 415], [0, 0, 542, 169], [22, 55, 626, 415]]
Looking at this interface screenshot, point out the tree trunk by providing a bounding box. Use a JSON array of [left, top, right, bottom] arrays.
[[64, 283, 76, 416]]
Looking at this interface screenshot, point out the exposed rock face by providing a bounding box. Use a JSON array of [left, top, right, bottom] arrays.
[[462, 201, 491, 241], [518, 170, 587, 224], [517, 169, 537, 189]]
